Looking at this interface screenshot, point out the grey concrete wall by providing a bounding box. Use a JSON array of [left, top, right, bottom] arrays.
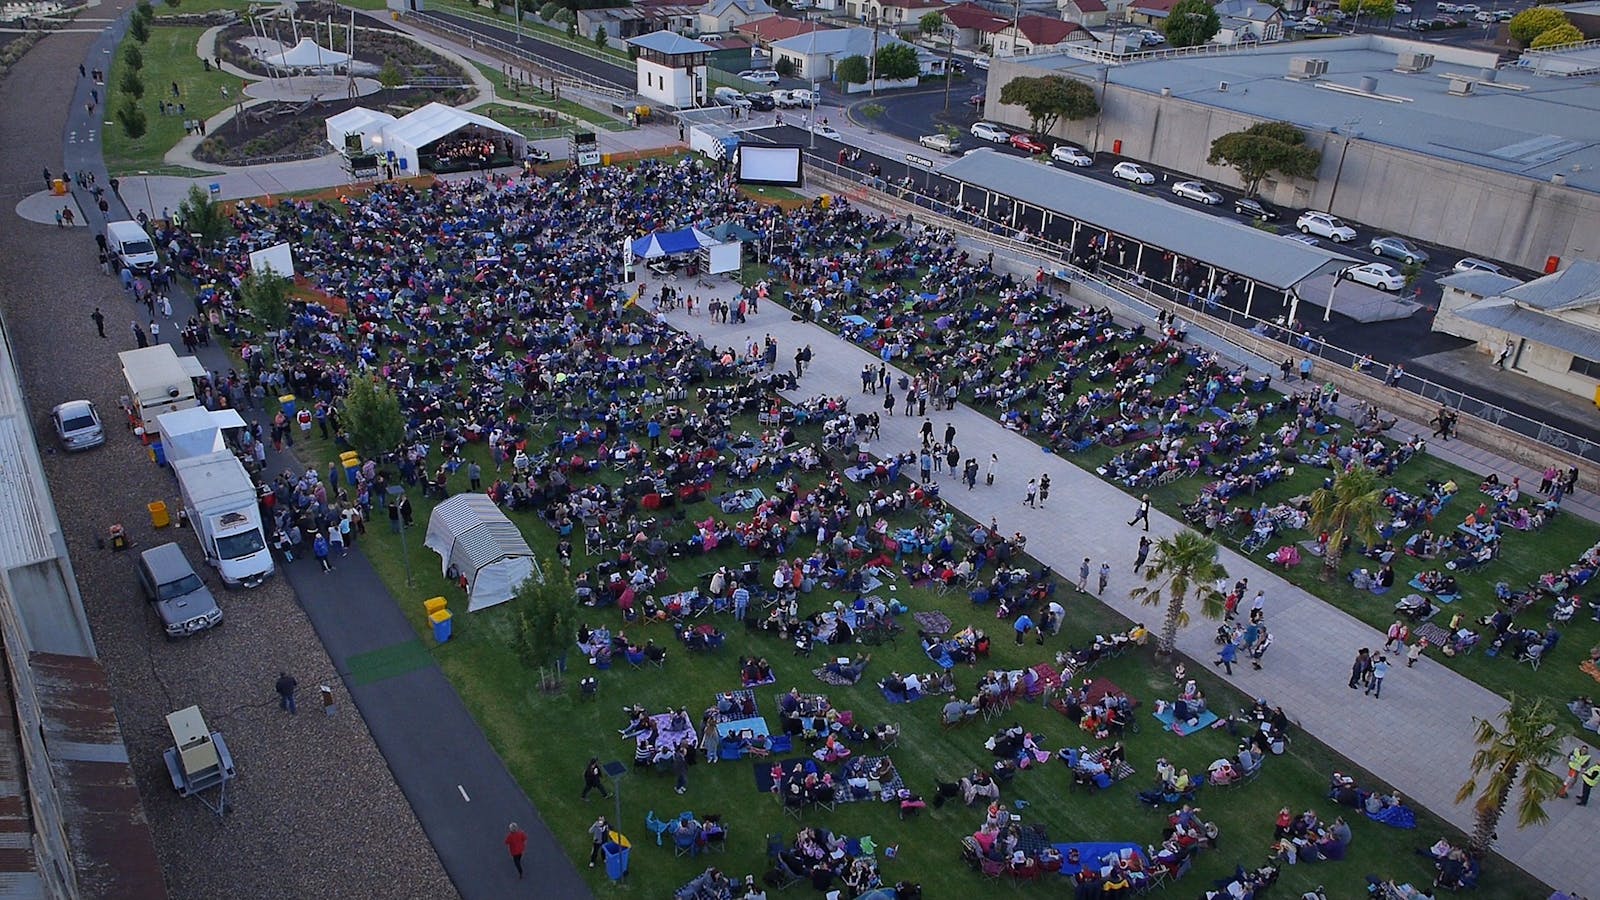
[[980, 63, 1600, 272]]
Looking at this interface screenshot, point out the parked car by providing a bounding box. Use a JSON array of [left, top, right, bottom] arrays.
[[1171, 180, 1223, 204], [971, 122, 1011, 143], [1009, 133, 1047, 154], [1454, 257, 1506, 275], [1394, 2, 1411, 12], [744, 92, 775, 110], [1296, 210, 1357, 242], [1234, 195, 1279, 220], [1112, 161, 1155, 185], [50, 399, 104, 451], [919, 133, 963, 154], [739, 69, 781, 85], [713, 86, 750, 109], [1473, 10, 1496, 22], [1344, 262, 1406, 291], [1435, 2, 1458, 12], [771, 89, 800, 107], [136, 542, 224, 639], [972, 56, 990, 70], [1050, 144, 1093, 167], [1140, 29, 1166, 45], [524, 147, 551, 163], [787, 89, 818, 107], [968, 93, 984, 107], [1370, 235, 1430, 265], [1457, 4, 1480, 13]]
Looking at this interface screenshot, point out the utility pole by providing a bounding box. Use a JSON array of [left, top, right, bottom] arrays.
[[943, 25, 954, 111], [870, 9, 881, 97], [1009, 0, 1022, 57]]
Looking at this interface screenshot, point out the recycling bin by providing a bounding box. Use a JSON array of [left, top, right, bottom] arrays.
[[429, 609, 453, 643]]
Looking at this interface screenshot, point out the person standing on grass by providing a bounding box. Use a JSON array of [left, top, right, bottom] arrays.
[[673, 745, 690, 794], [583, 758, 610, 800], [588, 816, 610, 866], [505, 823, 528, 879], [1013, 612, 1034, 645]]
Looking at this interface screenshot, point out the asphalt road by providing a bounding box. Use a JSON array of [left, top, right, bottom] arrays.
[[419, 9, 633, 91]]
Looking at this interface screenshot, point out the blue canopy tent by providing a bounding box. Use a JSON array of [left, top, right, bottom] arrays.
[[630, 228, 715, 259]]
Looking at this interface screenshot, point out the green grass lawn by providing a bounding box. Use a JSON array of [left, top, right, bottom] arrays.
[[104, 25, 239, 176], [470, 62, 627, 129], [471, 102, 575, 139]]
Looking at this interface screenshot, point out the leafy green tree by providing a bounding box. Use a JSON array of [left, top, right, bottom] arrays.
[[834, 54, 870, 85], [1207, 121, 1321, 195], [919, 10, 946, 37], [1308, 464, 1386, 581], [567, 17, 578, 38], [874, 43, 920, 81], [593, 24, 607, 48], [123, 42, 144, 71], [510, 561, 573, 677], [241, 269, 291, 334], [135, 0, 154, 19], [176, 184, 228, 244], [998, 75, 1098, 137], [1530, 22, 1584, 48], [1129, 530, 1228, 656], [774, 57, 795, 77], [858, 102, 885, 122], [1339, 0, 1395, 19], [340, 376, 407, 460], [120, 68, 145, 100], [1507, 6, 1567, 44], [1163, 0, 1221, 47], [128, 12, 151, 43], [1456, 695, 1564, 856], [539, 0, 561, 18], [378, 57, 404, 90], [115, 100, 147, 139], [163, 0, 180, 7]]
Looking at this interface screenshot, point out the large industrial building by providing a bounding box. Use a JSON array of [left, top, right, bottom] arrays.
[[981, 35, 1600, 272]]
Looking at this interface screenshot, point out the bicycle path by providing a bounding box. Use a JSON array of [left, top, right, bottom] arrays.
[[650, 279, 1599, 893]]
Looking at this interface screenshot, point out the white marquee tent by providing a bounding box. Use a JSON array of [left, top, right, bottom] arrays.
[[325, 107, 397, 153], [370, 102, 526, 174], [264, 37, 352, 70], [423, 494, 541, 611]]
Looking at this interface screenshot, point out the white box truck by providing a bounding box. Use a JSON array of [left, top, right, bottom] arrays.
[[171, 451, 274, 588], [120, 345, 203, 423], [106, 219, 159, 271]]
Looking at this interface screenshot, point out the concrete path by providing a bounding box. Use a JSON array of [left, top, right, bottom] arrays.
[[645, 274, 1599, 893]]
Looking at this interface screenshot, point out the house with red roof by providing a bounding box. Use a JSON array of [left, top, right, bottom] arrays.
[[939, 2, 1095, 55]]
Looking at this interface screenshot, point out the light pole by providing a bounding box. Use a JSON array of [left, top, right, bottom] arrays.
[[387, 484, 413, 585], [943, 24, 955, 112]]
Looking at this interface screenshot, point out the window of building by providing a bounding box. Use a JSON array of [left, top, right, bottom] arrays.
[[1569, 355, 1600, 379]]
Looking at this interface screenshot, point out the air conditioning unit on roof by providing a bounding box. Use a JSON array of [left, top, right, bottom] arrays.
[[1288, 57, 1328, 79]]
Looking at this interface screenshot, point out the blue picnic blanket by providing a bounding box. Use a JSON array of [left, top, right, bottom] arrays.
[[717, 717, 769, 739], [1367, 804, 1417, 829], [1151, 708, 1218, 736], [1051, 843, 1145, 874]]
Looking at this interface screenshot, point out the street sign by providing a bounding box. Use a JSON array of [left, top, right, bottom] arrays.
[[904, 154, 934, 170]]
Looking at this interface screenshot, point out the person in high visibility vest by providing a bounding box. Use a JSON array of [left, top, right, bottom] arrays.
[[1560, 745, 1591, 798], [1579, 762, 1600, 807]]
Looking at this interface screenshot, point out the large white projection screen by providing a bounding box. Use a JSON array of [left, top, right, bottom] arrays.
[[737, 144, 803, 188], [249, 242, 296, 278]]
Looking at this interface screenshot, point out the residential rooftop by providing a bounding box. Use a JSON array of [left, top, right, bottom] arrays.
[[1020, 34, 1600, 194]]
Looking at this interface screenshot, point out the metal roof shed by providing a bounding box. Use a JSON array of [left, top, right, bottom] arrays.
[[424, 494, 541, 612], [940, 149, 1354, 291]]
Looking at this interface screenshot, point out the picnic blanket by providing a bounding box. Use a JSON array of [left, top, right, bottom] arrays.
[[1028, 662, 1062, 697], [1083, 677, 1132, 708], [1152, 707, 1218, 736], [1050, 843, 1144, 875], [881, 685, 923, 704], [1366, 804, 1417, 829], [813, 666, 857, 687], [913, 610, 952, 635], [1414, 622, 1452, 647], [836, 756, 906, 804], [1082, 748, 1136, 782], [713, 689, 759, 722], [649, 713, 697, 748], [717, 717, 770, 740]]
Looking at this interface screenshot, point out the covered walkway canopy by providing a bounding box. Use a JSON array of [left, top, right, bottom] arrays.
[[423, 494, 541, 612], [939, 149, 1356, 317]]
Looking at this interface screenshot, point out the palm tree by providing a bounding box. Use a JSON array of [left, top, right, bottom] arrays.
[[1455, 694, 1564, 856], [1307, 463, 1386, 582], [1129, 529, 1228, 656]]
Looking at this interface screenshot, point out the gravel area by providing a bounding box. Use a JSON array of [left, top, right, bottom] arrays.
[[0, 16, 454, 900]]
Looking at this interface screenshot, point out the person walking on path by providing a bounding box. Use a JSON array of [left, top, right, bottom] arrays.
[[1249, 627, 1272, 670], [1384, 621, 1409, 653], [1366, 656, 1390, 698], [1214, 638, 1237, 675], [587, 816, 610, 866], [131, 320, 147, 348], [883, 391, 895, 417], [1348, 648, 1371, 689], [1577, 762, 1600, 806], [1038, 474, 1051, 508], [1559, 745, 1591, 798], [1023, 479, 1037, 508], [1250, 590, 1266, 622], [963, 458, 978, 490], [1097, 562, 1110, 596], [505, 823, 528, 878], [986, 453, 997, 486], [582, 757, 610, 800], [920, 419, 933, 447], [1128, 494, 1151, 531], [275, 671, 297, 714], [313, 532, 332, 572], [1299, 357, 1313, 381], [90, 307, 104, 338], [1134, 535, 1152, 572], [1077, 558, 1091, 593], [1406, 639, 1426, 668]]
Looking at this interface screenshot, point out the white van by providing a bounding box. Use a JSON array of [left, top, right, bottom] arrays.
[[713, 86, 751, 108], [106, 220, 158, 271]]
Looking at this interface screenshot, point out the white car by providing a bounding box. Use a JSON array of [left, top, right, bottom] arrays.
[[1436, 2, 1457, 11], [1453, 257, 1506, 275], [971, 122, 1010, 143], [1112, 161, 1155, 185], [739, 69, 780, 85], [1457, 3, 1480, 12], [787, 88, 818, 106], [1050, 144, 1093, 167], [1473, 10, 1496, 22], [1296, 210, 1357, 242], [810, 124, 841, 140], [50, 399, 104, 451], [1344, 263, 1406, 291], [1394, 2, 1411, 11], [972, 56, 990, 70], [1171, 180, 1223, 204]]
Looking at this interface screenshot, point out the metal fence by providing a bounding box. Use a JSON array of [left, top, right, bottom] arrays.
[[800, 154, 1600, 460], [409, 10, 630, 97]]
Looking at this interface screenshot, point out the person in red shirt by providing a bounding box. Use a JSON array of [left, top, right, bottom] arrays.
[[504, 823, 527, 879]]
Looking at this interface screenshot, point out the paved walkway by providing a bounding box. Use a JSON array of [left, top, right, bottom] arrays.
[[647, 275, 1598, 893]]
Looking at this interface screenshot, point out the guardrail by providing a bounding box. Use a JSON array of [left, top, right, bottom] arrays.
[[409, 10, 631, 97], [421, 5, 634, 73], [799, 154, 1600, 465]]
